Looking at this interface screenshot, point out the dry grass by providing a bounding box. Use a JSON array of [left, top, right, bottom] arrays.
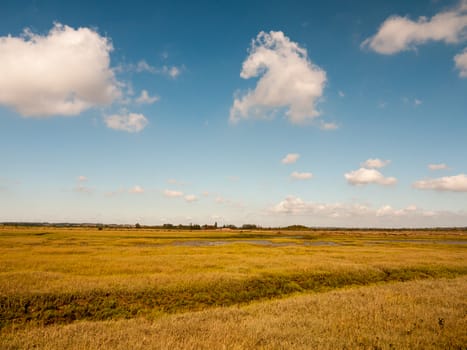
[[2, 276, 466, 349], [0, 226, 466, 348]]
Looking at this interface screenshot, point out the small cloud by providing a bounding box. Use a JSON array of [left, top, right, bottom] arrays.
[[227, 176, 240, 182], [338, 91, 345, 97], [414, 99, 422, 106], [184, 194, 198, 202], [282, 153, 300, 164], [134, 60, 182, 78], [136, 60, 157, 73], [129, 185, 144, 194], [413, 174, 467, 192], [104, 112, 148, 133], [164, 189, 184, 198], [454, 48, 467, 77], [378, 101, 387, 108], [78, 175, 88, 182], [428, 163, 449, 171], [291, 171, 313, 180], [361, 158, 391, 169], [162, 65, 181, 78], [320, 121, 339, 130], [345, 168, 397, 186], [136, 90, 159, 104]]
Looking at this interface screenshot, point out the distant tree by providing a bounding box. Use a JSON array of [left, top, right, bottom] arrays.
[[214, 221, 218, 229], [241, 224, 257, 230], [135, 223, 141, 229]]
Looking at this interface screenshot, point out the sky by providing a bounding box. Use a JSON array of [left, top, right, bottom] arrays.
[[0, 0, 466, 227]]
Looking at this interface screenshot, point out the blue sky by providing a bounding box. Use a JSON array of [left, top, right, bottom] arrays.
[[0, 0, 466, 227]]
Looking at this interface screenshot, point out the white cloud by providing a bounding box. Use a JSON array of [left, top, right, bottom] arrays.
[[428, 163, 449, 170], [361, 1, 467, 54], [282, 153, 300, 164], [338, 91, 345, 97], [361, 158, 391, 169], [184, 194, 198, 202], [78, 175, 88, 182], [164, 189, 184, 198], [230, 31, 327, 125], [320, 121, 339, 130], [129, 185, 144, 194], [134, 60, 182, 78], [345, 168, 397, 186], [162, 65, 181, 78], [104, 112, 148, 133], [269, 196, 466, 226], [413, 174, 467, 192], [136, 90, 159, 104], [0, 23, 120, 117], [290, 171, 313, 180], [414, 99, 422, 106], [136, 60, 156, 73], [454, 48, 467, 77]]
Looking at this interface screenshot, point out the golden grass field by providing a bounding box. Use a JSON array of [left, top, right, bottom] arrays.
[[0, 225, 466, 349]]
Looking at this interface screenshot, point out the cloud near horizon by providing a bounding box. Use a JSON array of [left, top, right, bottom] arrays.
[[413, 174, 467, 192], [184, 194, 198, 202], [230, 31, 326, 125], [164, 189, 184, 198], [129, 185, 144, 194], [345, 167, 397, 186], [269, 196, 467, 226], [0, 23, 121, 117]]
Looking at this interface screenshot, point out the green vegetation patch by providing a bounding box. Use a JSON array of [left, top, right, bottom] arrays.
[[1, 265, 465, 329]]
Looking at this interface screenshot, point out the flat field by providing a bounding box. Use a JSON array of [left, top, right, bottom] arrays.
[[0, 226, 466, 349]]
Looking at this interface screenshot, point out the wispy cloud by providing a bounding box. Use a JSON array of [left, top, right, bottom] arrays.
[[135, 90, 159, 104], [361, 158, 391, 169], [164, 189, 184, 198], [282, 153, 300, 164], [129, 185, 144, 194], [133, 60, 182, 78], [290, 171, 313, 180], [454, 48, 467, 77], [428, 163, 449, 171], [184, 194, 198, 202], [104, 112, 148, 133], [320, 121, 339, 130]]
